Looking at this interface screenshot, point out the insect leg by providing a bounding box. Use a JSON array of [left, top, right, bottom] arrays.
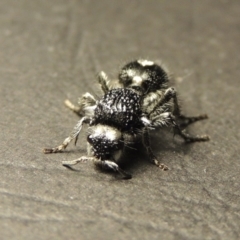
[[166, 87, 208, 127], [149, 87, 208, 127], [65, 92, 97, 116], [177, 114, 208, 128], [153, 112, 210, 143], [173, 123, 210, 143], [142, 129, 168, 170], [64, 99, 81, 115], [98, 71, 110, 94], [95, 159, 132, 179], [62, 156, 95, 166], [43, 116, 91, 153], [169, 87, 208, 126], [62, 156, 131, 179]]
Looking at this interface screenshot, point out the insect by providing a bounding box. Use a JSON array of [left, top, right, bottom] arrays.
[[44, 59, 209, 179]]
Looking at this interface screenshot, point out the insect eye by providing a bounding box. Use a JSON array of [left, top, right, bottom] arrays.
[[119, 73, 132, 85], [87, 135, 94, 144], [142, 80, 151, 89], [125, 78, 133, 85], [116, 139, 124, 147]]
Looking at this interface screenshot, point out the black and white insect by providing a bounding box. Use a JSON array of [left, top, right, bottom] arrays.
[[44, 59, 209, 179]]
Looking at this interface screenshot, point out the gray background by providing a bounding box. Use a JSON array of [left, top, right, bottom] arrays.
[[1, 0, 239, 239]]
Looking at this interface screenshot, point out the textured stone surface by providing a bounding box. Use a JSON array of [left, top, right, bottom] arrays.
[[0, 0, 239, 239]]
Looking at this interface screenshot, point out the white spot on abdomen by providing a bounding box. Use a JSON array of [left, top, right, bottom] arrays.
[[137, 59, 154, 66]]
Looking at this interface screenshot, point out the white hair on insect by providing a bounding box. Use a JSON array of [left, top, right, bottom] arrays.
[[137, 59, 154, 66], [92, 124, 122, 141]]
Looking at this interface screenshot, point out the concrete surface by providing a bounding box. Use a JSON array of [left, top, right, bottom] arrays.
[[0, 0, 239, 239]]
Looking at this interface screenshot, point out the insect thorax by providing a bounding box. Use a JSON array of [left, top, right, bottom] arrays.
[[94, 88, 143, 132]]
